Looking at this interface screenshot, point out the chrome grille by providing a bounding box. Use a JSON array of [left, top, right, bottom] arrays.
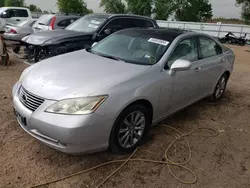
[[19, 86, 45, 112]]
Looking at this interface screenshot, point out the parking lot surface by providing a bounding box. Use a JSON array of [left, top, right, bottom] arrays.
[[0, 45, 249, 188]]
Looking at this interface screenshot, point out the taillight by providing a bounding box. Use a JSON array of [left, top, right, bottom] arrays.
[[8, 29, 17, 34], [49, 16, 56, 30]]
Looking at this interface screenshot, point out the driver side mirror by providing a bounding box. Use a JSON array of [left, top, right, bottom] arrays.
[[92, 42, 98, 47], [1, 12, 9, 18], [169, 59, 191, 76], [104, 28, 112, 35]]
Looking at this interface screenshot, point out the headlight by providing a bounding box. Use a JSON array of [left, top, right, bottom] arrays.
[[45, 96, 108, 115]]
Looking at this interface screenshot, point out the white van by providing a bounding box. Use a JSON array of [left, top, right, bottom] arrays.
[[0, 7, 32, 25]]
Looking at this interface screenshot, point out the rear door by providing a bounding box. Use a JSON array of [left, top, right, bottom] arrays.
[[197, 36, 225, 97], [159, 37, 203, 115]]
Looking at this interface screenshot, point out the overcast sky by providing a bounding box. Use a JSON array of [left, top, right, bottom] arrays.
[[25, 0, 242, 19]]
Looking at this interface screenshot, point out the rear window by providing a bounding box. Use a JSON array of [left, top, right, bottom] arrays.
[[36, 15, 54, 26]]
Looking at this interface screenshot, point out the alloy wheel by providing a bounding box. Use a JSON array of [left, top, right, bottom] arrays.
[[118, 111, 146, 148], [215, 76, 226, 99]]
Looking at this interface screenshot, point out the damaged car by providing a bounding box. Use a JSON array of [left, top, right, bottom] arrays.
[[21, 13, 159, 63]]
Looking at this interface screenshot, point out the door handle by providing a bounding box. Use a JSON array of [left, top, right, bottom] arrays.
[[194, 66, 202, 72], [16, 19, 20, 21]]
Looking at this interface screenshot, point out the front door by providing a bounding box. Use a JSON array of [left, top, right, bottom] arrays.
[[160, 37, 203, 115]]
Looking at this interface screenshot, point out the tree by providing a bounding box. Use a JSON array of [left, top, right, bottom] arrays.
[[154, 0, 175, 20], [236, 0, 250, 20], [0, 0, 5, 7], [174, 0, 213, 22], [28, 4, 42, 12], [100, 0, 127, 14], [57, 0, 92, 14], [126, 0, 152, 16], [5, 0, 24, 6]]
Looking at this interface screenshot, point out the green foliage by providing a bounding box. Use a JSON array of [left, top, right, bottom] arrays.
[[174, 0, 213, 22], [100, 0, 127, 14], [154, 0, 175, 20], [0, 0, 5, 7], [5, 0, 24, 6], [28, 4, 42, 12], [126, 0, 152, 16], [236, 0, 250, 20], [57, 0, 92, 14]]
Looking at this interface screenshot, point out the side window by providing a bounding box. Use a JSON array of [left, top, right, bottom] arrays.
[[199, 37, 222, 58], [57, 19, 68, 27], [167, 38, 198, 68], [15, 10, 28, 17], [5, 10, 15, 18], [133, 19, 154, 27], [101, 18, 123, 34], [58, 19, 77, 27]]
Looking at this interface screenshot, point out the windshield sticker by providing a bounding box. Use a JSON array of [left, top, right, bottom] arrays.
[[88, 24, 98, 29], [91, 20, 101, 25], [148, 38, 169, 46]]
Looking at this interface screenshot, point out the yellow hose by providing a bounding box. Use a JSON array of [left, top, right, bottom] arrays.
[[29, 125, 218, 188]]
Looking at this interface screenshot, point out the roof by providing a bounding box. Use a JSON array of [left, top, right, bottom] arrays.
[[0, 7, 30, 10], [117, 28, 188, 42], [89, 13, 155, 21]]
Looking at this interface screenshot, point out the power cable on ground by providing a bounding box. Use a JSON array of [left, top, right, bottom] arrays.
[[29, 125, 218, 188]]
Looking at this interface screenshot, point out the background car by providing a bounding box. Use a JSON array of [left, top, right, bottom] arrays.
[[4, 19, 37, 41], [13, 28, 234, 155], [22, 13, 159, 63], [32, 14, 81, 33], [3, 19, 37, 53]]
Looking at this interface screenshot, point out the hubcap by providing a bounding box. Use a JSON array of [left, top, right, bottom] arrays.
[[118, 111, 145, 148], [215, 76, 226, 99]]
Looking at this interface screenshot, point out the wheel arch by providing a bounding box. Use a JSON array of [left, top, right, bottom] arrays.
[[224, 70, 230, 78], [117, 99, 154, 125]]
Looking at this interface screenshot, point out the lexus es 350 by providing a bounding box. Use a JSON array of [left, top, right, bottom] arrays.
[[12, 28, 234, 154]]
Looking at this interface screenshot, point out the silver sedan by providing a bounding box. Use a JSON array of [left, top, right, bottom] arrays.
[[12, 28, 235, 154], [4, 19, 37, 41]]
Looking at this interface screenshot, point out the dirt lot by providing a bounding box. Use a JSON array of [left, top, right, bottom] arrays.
[[0, 46, 250, 188]]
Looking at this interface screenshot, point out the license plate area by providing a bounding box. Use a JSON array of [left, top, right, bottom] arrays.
[[14, 109, 27, 126]]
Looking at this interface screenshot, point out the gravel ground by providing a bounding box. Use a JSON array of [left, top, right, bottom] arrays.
[[0, 45, 250, 188]]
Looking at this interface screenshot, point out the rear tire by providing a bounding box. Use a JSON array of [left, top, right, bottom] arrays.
[[109, 104, 150, 154], [209, 73, 228, 102]]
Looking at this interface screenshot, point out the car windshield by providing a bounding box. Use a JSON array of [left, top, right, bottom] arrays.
[[90, 31, 170, 65], [66, 14, 107, 33]]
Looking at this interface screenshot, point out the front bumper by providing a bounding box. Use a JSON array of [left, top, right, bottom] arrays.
[[12, 83, 113, 154]]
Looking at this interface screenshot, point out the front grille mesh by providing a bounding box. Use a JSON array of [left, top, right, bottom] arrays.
[[19, 86, 45, 112]]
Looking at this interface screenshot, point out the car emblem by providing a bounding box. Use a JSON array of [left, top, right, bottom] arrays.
[[22, 94, 27, 102]]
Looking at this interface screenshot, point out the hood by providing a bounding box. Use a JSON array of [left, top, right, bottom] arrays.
[[21, 50, 151, 100], [22, 29, 92, 45]]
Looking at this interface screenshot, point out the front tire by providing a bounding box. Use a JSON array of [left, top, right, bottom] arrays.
[[109, 104, 150, 154], [209, 73, 228, 102]]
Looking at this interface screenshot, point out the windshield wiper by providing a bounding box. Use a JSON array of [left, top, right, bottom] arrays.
[[38, 23, 45, 25], [98, 54, 122, 61]]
